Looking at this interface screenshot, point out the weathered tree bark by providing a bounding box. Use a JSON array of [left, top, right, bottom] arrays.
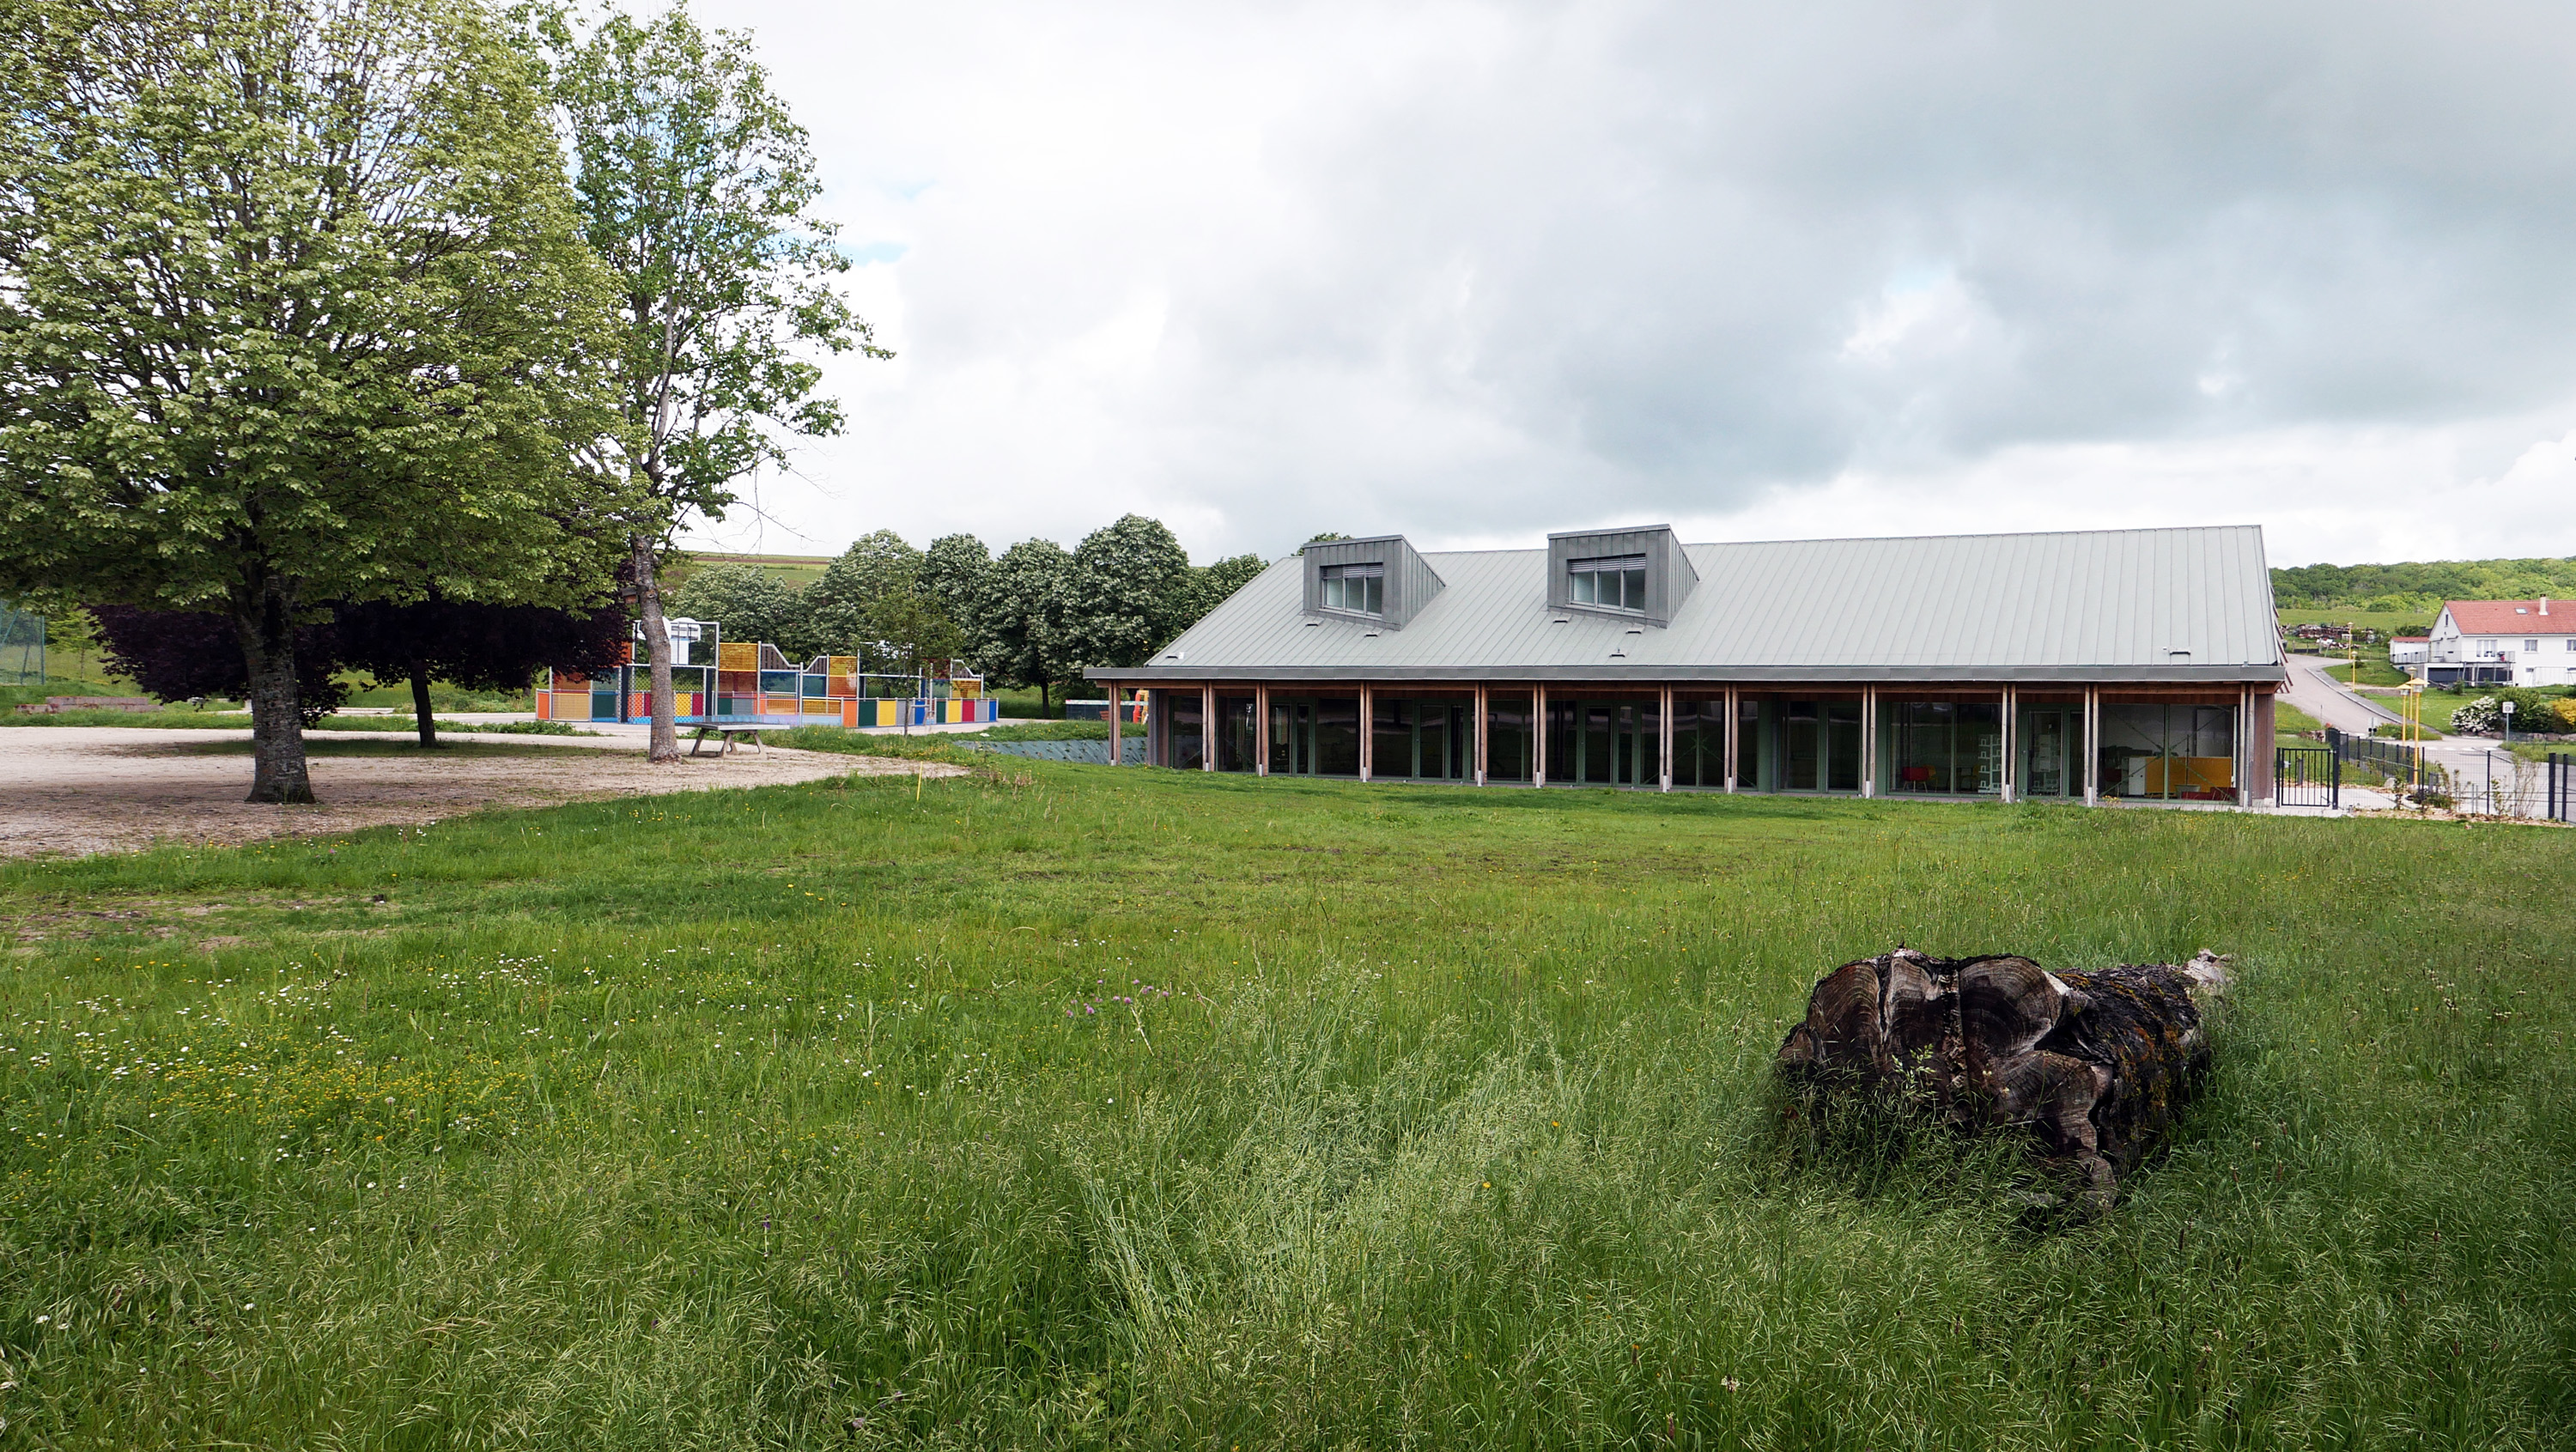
[[1778, 947, 2231, 1206], [631, 532, 681, 763], [233, 574, 315, 805], [410, 665, 440, 748]]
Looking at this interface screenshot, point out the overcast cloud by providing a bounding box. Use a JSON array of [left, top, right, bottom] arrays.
[[683, 0, 2576, 568]]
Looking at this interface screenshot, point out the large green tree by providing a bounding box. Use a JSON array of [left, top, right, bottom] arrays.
[[978, 538, 1073, 713], [538, 3, 887, 762], [1061, 514, 1196, 672], [665, 562, 811, 656], [803, 530, 923, 667], [0, 0, 622, 801]]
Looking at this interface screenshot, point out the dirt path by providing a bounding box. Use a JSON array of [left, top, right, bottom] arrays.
[[0, 728, 966, 860]]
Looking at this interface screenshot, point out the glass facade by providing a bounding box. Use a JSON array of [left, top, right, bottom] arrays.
[[1268, 696, 1361, 776], [2018, 703, 2082, 799], [1166, 692, 1205, 770], [1371, 697, 1472, 780], [2099, 702, 2237, 802], [1216, 695, 1259, 772], [1486, 697, 1534, 781], [1670, 697, 1727, 787], [1145, 686, 2247, 806], [1886, 700, 2003, 795], [1544, 698, 1659, 785]]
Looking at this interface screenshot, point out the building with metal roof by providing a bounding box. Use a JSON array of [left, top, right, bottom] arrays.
[[1090, 524, 2288, 806]]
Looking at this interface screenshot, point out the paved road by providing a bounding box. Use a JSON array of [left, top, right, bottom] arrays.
[[2280, 653, 2411, 733]]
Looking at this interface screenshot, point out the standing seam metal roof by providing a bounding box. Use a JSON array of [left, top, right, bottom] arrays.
[[1093, 526, 2283, 684]]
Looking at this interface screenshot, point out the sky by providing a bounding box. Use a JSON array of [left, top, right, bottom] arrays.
[[681, 0, 2576, 570]]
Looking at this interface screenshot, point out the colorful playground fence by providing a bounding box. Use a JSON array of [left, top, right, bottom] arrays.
[[534, 622, 996, 726]]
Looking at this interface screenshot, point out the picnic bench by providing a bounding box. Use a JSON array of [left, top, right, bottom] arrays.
[[685, 720, 779, 756]]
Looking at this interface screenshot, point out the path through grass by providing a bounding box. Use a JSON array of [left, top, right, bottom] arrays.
[[2, 765, 2569, 1448]]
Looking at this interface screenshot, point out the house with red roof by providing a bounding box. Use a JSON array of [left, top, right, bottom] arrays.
[[2426, 598, 2576, 688]]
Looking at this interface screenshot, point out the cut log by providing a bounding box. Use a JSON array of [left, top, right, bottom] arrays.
[[1777, 947, 2230, 1206]]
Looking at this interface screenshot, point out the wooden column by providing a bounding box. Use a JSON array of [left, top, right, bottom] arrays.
[[1358, 683, 1374, 781], [1106, 684, 1121, 767], [1533, 684, 1548, 787], [1861, 686, 1877, 799], [1255, 683, 1270, 775], [1474, 683, 1489, 787], [2236, 686, 2251, 807], [1202, 683, 1217, 771], [2083, 687, 2100, 806], [1658, 685, 1674, 792], [1723, 687, 1739, 793], [2000, 685, 2018, 803]]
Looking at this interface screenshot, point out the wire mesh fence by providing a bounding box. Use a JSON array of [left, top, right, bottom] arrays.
[[0, 602, 43, 687]]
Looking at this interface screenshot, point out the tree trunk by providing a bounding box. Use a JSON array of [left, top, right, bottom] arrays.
[[1777, 947, 2231, 1207], [234, 578, 315, 805], [1039, 679, 1051, 718], [410, 665, 439, 748], [631, 532, 679, 762]]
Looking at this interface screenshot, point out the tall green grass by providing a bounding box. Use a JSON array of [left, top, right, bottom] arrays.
[[0, 768, 2567, 1448]]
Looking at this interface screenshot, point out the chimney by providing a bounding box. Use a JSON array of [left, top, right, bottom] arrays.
[[2542, 596, 2550, 616]]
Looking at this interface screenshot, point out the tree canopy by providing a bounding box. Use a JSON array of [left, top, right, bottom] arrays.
[[533, 3, 884, 759], [667, 563, 813, 657], [0, 0, 623, 799], [1061, 515, 1197, 671]]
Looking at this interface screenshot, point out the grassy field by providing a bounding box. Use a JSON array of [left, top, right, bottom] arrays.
[[1, 761, 2569, 1449]]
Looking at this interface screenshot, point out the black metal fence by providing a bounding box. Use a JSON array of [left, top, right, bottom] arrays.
[[2275, 744, 2338, 809], [2550, 753, 2572, 823]]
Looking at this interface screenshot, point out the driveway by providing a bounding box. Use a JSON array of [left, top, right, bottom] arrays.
[[2281, 654, 2412, 734]]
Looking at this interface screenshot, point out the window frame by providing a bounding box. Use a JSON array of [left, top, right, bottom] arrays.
[[1565, 554, 1649, 614], [1315, 562, 1386, 617]]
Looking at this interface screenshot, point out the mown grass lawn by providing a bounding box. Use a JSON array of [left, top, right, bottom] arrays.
[[2, 761, 2570, 1449]]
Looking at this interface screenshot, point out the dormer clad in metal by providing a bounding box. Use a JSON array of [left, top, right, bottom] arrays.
[[1301, 534, 1444, 629], [1547, 524, 1697, 627]]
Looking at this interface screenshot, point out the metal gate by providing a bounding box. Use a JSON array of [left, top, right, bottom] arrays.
[[2275, 744, 2338, 809]]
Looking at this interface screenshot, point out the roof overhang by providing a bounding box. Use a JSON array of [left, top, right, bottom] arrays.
[[1089, 664, 2287, 685]]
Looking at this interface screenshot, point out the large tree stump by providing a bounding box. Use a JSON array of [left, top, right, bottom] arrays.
[[1777, 947, 2230, 1206]]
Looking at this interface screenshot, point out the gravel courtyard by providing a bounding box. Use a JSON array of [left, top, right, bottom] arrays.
[[0, 726, 961, 858]]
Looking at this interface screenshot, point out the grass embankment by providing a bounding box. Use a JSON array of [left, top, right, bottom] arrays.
[[0, 710, 586, 734], [2, 769, 2570, 1448]]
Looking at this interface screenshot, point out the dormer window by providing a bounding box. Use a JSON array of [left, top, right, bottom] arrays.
[[1567, 555, 1647, 612], [1317, 562, 1384, 615]]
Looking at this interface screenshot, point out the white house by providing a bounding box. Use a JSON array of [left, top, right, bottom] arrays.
[[2388, 635, 2428, 671], [2426, 598, 2576, 688]]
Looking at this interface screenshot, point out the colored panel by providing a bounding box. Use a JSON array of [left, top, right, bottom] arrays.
[[629, 692, 650, 718], [761, 696, 798, 714], [873, 700, 896, 726], [758, 670, 799, 694], [719, 641, 757, 671], [802, 673, 827, 698], [829, 655, 856, 675], [718, 669, 756, 693], [534, 691, 550, 720], [804, 700, 838, 716], [828, 674, 856, 698]]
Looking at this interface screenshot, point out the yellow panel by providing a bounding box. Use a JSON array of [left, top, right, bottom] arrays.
[[719, 641, 758, 671]]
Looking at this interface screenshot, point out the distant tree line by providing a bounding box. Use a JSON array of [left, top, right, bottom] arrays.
[[2273, 556, 2576, 611], [671, 516, 1267, 713]]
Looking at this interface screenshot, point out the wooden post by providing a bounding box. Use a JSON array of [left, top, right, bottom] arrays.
[[1989, 684, 2009, 798], [1256, 683, 1270, 776], [1474, 683, 1489, 787], [2083, 687, 2100, 805], [1202, 684, 1217, 771], [1106, 683, 1120, 767], [1861, 686, 1877, 799], [1658, 685, 1674, 792], [1723, 687, 1739, 793], [1358, 683, 1374, 782], [2236, 686, 2251, 807], [1533, 684, 1548, 787]]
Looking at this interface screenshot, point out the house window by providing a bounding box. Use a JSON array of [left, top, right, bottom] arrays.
[[2564, 639, 2574, 653], [2526, 639, 2540, 653], [1318, 562, 1383, 615], [1568, 555, 1647, 611], [2479, 639, 2497, 656]]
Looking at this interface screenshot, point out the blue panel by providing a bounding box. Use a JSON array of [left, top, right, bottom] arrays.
[[758, 670, 799, 694]]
